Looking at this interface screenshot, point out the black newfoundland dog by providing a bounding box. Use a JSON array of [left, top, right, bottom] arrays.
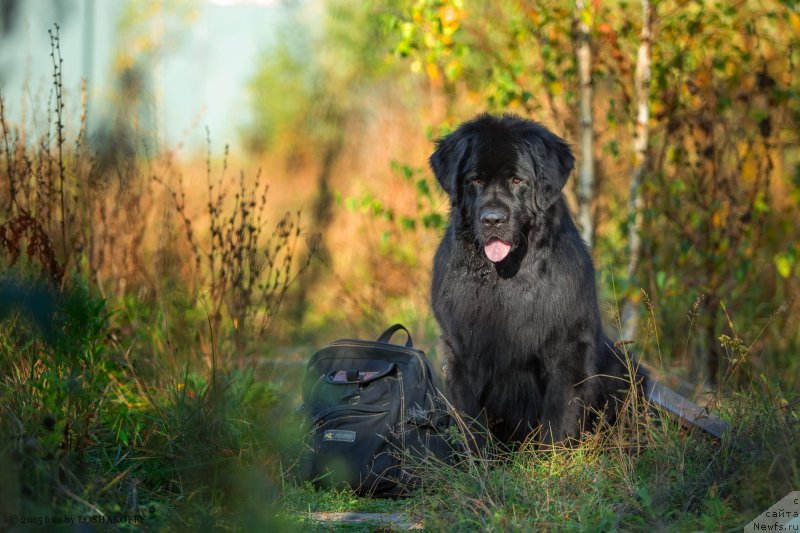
[[430, 114, 645, 446]]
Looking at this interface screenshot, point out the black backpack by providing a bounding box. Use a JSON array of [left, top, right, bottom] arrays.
[[300, 324, 454, 497]]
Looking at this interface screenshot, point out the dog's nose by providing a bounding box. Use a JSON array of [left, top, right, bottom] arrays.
[[480, 209, 508, 226]]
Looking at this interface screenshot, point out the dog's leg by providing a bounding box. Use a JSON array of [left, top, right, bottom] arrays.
[[538, 375, 584, 445], [445, 376, 491, 452], [443, 349, 493, 454]]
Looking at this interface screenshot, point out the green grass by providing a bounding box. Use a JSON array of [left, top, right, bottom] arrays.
[[281, 383, 798, 532], [1, 275, 798, 532], [0, 277, 296, 530]]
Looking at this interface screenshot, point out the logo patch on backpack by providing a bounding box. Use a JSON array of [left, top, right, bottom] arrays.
[[323, 430, 356, 443]]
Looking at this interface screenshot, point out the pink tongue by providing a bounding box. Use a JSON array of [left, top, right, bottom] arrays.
[[484, 239, 512, 263]]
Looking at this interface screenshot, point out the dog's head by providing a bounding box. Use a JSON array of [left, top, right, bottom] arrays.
[[429, 114, 575, 263]]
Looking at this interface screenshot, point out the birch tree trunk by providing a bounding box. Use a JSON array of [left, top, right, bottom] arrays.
[[621, 0, 653, 341], [576, 0, 595, 249]]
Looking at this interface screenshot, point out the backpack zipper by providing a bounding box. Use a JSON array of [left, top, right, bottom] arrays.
[[325, 341, 432, 383]]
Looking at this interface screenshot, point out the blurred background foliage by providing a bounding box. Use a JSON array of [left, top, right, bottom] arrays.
[[0, 0, 799, 527], [241, 0, 800, 388]]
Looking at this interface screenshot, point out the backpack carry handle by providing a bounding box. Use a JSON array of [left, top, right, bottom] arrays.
[[377, 323, 413, 348]]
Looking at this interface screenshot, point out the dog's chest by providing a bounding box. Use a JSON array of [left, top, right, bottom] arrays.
[[437, 263, 552, 359]]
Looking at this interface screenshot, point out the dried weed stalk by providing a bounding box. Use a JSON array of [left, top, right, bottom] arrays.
[[160, 133, 316, 356]]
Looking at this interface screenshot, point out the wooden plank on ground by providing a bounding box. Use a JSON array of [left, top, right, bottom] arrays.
[[306, 511, 423, 530], [646, 380, 731, 440]]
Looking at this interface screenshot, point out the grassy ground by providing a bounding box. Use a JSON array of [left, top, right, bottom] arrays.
[[0, 277, 797, 532], [281, 382, 798, 532]]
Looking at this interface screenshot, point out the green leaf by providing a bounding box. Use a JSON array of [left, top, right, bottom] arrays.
[[118, 427, 129, 446], [416, 178, 431, 198], [656, 271, 667, 290], [753, 193, 769, 214], [423, 213, 445, 230], [774, 253, 794, 279]]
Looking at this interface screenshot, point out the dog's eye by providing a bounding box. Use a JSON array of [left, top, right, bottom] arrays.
[[510, 176, 523, 186], [470, 177, 484, 186]]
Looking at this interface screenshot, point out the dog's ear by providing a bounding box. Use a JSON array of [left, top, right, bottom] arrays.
[[429, 131, 472, 196], [526, 128, 575, 210]]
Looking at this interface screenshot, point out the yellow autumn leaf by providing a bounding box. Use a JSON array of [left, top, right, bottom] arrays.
[[580, 9, 593, 28], [426, 62, 440, 82], [114, 54, 135, 72], [789, 11, 800, 34], [741, 158, 758, 182], [439, 5, 459, 28]]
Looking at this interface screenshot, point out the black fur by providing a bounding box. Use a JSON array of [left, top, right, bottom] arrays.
[[430, 114, 643, 446]]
